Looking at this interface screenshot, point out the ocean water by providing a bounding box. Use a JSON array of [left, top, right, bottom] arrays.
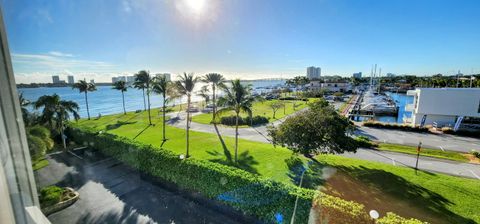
[[19, 80, 285, 118]]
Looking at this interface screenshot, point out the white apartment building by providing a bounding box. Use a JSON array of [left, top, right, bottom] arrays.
[[156, 73, 171, 81], [307, 66, 321, 80], [405, 88, 480, 128], [308, 81, 351, 92]]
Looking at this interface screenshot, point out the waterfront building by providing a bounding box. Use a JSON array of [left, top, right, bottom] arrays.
[[308, 81, 351, 92], [52, 75, 60, 83], [112, 76, 127, 83], [67, 75, 74, 84], [126, 76, 135, 84], [307, 66, 321, 80], [156, 73, 171, 81], [353, 72, 362, 78], [406, 88, 480, 129]]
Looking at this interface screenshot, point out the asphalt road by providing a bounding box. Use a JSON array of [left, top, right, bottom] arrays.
[[167, 110, 480, 180], [35, 151, 244, 224]]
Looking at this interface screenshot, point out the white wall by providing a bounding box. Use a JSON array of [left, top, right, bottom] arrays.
[[415, 88, 480, 117]]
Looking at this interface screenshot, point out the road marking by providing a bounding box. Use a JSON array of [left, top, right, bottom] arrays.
[[68, 150, 83, 160], [391, 158, 396, 166], [439, 146, 445, 152], [469, 170, 480, 180]]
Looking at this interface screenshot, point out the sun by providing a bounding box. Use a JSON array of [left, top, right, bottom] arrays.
[[184, 0, 207, 15]]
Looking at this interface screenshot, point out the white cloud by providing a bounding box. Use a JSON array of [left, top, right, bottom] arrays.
[[48, 51, 74, 57], [12, 52, 115, 73]]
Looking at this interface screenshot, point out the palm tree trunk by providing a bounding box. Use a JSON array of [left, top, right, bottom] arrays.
[[122, 91, 126, 115], [147, 90, 152, 125], [60, 119, 66, 149], [85, 92, 90, 120], [212, 84, 216, 122], [162, 95, 166, 141], [235, 111, 239, 163], [186, 95, 191, 158], [142, 88, 146, 111]]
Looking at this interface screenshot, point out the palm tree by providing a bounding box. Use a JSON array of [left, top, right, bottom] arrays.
[[134, 70, 153, 125], [113, 80, 128, 115], [72, 80, 96, 120], [175, 72, 199, 158], [18, 92, 31, 124], [216, 79, 255, 163], [152, 75, 171, 142], [34, 94, 80, 149], [202, 73, 225, 122], [196, 85, 210, 109]]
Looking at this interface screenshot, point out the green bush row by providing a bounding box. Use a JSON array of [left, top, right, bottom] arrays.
[[363, 121, 429, 133], [354, 136, 379, 148], [220, 115, 269, 126], [441, 127, 480, 139], [68, 126, 423, 223]]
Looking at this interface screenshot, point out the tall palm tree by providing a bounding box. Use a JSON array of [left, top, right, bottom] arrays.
[[72, 80, 96, 120], [216, 79, 255, 163], [113, 80, 128, 115], [152, 75, 171, 142], [134, 70, 153, 125], [18, 92, 31, 124], [202, 73, 225, 122], [34, 94, 80, 149], [175, 72, 199, 158], [196, 85, 210, 109]]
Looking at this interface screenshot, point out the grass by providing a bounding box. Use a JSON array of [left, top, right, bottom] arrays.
[[376, 143, 469, 162], [191, 99, 309, 125], [32, 158, 49, 171], [73, 110, 480, 223]]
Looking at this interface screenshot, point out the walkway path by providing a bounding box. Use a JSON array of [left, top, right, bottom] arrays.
[[167, 110, 480, 180]]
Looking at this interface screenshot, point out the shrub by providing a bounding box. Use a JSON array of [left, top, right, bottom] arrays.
[[39, 186, 64, 208], [442, 127, 480, 138], [220, 115, 269, 126], [279, 96, 308, 101], [363, 121, 429, 133], [355, 136, 378, 148], [377, 212, 425, 224], [68, 126, 423, 223], [312, 193, 373, 224], [27, 135, 47, 160], [471, 150, 480, 159]]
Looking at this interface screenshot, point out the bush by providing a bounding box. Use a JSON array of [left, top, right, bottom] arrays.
[[377, 212, 425, 224], [363, 121, 429, 133], [355, 136, 378, 148], [27, 135, 47, 160], [279, 96, 308, 101], [68, 126, 423, 223], [442, 127, 480, 138], [471, 150, 480, 159], [220, 115, 269, 126], [39, 186, 64, 208]]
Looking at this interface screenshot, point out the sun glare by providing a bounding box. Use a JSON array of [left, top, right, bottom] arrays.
[[184, 0, 207, 15]]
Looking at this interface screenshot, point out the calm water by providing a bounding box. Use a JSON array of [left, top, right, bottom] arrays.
[[19, 80, 285, 118], [374, 92, 413, 123]]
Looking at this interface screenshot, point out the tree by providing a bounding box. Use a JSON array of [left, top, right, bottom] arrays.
[[269, 101, 284, 119], [152, 75, 171, 142], [268, 99, 357, 156], [202, 73, 226, 123], [26, 125, 54, 161], [134, 70, 153, 125], [175, 72, 199, 158], [18, 92, 33, 125], [196, 85, 210, 109], [112, 80, 128, 115], [72, 80, 96, 120], [217, 79, 255, 163], [34, 94, 80, 149]]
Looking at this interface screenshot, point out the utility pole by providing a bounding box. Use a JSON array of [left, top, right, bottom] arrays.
[[415, 141, 422, 174]]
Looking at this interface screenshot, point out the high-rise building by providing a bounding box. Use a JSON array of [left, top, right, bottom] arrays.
[[112, 76, 127, 83], [52, 75, 60, 83], [353, 72, 362, 78], [155, 73, 171, 81], [306, 66, 321, 80], [126, 76, 135, 84], [67, 75, 74, 84]]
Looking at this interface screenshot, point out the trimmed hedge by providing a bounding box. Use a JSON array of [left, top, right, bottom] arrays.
[[441, 127, 480, 139], [220, 115, 269, 126], [279, 96, 309, 101], [363, 121, 429, 133], [68, 127, 313, 223], [68, 126, 423, 223]]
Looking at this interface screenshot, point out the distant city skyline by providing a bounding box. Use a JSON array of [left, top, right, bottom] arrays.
[[3, 0, 480, 83]]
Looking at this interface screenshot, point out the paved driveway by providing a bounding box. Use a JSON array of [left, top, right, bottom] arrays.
[[35, 151, 244, 224]]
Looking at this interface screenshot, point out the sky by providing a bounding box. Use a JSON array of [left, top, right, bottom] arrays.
[[2, 0, 480, 83]]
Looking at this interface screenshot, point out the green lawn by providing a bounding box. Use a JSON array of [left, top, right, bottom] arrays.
[[377, 143, 469, 162], [73, 110, 480, 223], [191, 99, 309, 125]]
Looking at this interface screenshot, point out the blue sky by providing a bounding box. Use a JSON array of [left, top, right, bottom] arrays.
[[2, 0, 480, 83]]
